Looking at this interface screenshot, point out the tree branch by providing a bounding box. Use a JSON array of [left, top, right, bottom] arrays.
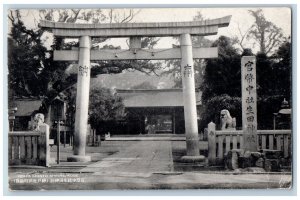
[[109, 9, 113, 24], [71, 9, 81, 22], [236, 22, 252, 50], [8, 10, 15, 23], [120, 9, 133, 23]]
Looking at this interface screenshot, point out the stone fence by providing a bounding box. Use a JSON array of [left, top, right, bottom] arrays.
[[207, 122, 291, 165], [8, 124, 50, 167]]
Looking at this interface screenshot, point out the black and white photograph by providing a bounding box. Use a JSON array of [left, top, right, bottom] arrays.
[[4, 5, 293, 192]]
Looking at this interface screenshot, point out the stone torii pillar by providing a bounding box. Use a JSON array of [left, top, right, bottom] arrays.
[[67, 36, 91, 162], [180, 34, 205, 161]]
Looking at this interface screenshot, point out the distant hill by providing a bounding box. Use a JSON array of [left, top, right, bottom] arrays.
[[90, 70, 176, 90]]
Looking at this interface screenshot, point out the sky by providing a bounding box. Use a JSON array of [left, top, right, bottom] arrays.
[[137, 8, 291, 47], [8, 7, 292, 89], [131, 8, 291, 49], [14, 7, 291, 51]]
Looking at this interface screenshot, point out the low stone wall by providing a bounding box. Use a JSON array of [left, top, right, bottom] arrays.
[[224, 149, 289, 172], [8, 124, 50, 167], [207, 122, 291, 166]]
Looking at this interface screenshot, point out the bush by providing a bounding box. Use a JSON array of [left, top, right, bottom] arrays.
[[199, 94, 241, 131], [199, 94, 288, 131]]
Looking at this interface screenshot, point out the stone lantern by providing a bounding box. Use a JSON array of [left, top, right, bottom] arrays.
[[273, 98, 291, 130]]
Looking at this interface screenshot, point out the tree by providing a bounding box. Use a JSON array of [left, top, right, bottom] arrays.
[[8, 9, 164, 135], [271, 40, 292, 100], [200, 95, 242, 130], [90, 38, 161, 76], [192, 12, 213, 48], [199, 36, 291, 130], [39, 9, 161, 77], [256, 42, 291, 100], [88, 88, 126, 134], [201, 36, 242, 103], [231, 22, 253, 52], [8, 10, 49, 97], [39, 9, 141, 24], [247, 9, 285, 55], [199, 36, 242, 130], [8, 9, 160, 100], [162, 12, 212, 88], [254, 41, 292, 129], [8, 10, 75, 100]]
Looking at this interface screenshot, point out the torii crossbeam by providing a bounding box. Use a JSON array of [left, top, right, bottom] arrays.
[[40, 16, 231, 37]]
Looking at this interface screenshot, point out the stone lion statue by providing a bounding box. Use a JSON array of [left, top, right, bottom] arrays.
[[220, 109, 236, 130], [32, 113, 45, 131]]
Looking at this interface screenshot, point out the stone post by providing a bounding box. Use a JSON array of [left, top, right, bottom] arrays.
[[67, 36, 91, 162], [180, 34, 204, 161], [241, 56, 258, 152], [207, 122, 216, 165], [38, 124, 50, 167]]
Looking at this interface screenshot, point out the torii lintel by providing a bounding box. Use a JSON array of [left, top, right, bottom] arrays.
[[39, 15, 231, 37]]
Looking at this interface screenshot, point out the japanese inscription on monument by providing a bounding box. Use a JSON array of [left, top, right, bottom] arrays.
[[78, 65, 89, 76], [183, 64, 193, 77], [242, 56, 258, 152]]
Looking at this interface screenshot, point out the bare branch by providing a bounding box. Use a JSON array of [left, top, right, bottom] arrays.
[[8, 10, 15, 23], [109, 9, 113, 24], [236, 22, 252, 50], [16, 10, 22, 21], [29, 11, 39, 27], [120, 9, 140, 23], [38, 10, 44, 20], [120, 9, 133, 23], [71, 9, 81, 22]]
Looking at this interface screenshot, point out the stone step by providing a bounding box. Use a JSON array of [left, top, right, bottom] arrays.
[[106, 136, 186, 141], [49, 161, 91, 168]]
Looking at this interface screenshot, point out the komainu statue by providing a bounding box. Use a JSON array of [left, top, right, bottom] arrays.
[[220, 109, 236, 130], [32, 113, 45, 131]]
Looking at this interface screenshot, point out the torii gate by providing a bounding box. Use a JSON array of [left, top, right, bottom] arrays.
[[40, 15, 231, 162]]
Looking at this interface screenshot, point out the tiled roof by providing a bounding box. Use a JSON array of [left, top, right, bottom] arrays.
[[13, 99, 42, 116]]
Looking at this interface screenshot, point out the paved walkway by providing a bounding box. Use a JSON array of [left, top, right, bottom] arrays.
[[106, 134, 186, 141], [80, 141, 173, 174], [8, 140, 292, 190]]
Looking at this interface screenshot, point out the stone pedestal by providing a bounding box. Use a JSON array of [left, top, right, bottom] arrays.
[[67, 36, 91, 162], [180, 33, 203, 161]]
